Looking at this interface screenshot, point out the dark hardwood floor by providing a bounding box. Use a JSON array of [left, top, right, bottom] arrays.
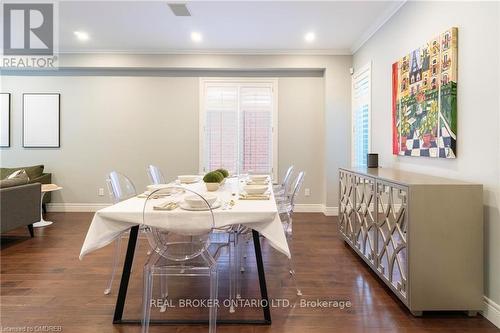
[[1, 212, 497, 333]]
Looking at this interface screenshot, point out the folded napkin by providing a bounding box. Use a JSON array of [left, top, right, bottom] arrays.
[[239, 193, 270, 200], [137, 192, 172, 199], [153, 200, 179, 211]]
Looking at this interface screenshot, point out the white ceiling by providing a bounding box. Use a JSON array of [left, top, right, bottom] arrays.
[[59, 1, 405, 54]]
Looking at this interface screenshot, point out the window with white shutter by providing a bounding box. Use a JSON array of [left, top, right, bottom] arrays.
[[200, 79, 278, 179], [351, 64, 371, 167]]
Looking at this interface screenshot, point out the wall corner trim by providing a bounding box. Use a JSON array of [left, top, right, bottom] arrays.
[[482, 296, 500, 328], [323, 206, 338, 216], [350, 0, 407, 54]]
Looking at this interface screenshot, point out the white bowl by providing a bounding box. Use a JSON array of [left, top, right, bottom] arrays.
[[205, 182, 220, 192], [243, 185, 268, 195], [249, 174, 269, 182], [178, 175, 200, 183], [184, 193, 217, 208]]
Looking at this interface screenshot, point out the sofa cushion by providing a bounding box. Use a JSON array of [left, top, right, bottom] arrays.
[[0, 172, 29, 188], [6, 169, 29, 180], [1, 165, 44, 180]]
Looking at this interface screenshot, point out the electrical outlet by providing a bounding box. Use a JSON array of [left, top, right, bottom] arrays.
[[304, 188, 311, 196], [98, 188, 105, 196]]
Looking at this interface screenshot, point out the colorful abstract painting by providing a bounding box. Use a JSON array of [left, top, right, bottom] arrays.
[[392, 27, 457, 158]]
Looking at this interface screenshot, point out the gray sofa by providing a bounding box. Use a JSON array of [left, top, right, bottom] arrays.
[[0, 183, 41, 237], [1, 165, 51, 213]]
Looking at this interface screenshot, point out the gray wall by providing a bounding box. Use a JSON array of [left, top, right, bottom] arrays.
[[353, 1, 500, 307], [1, 54, 352, 208], [0, 75, 326, 205]]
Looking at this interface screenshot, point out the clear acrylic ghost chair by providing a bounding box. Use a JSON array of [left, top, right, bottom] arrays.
[[141, 186, 218, 333], [234, 172, 305, 300], [147, 165, 166, 185], [273, 165, 294, 200], [103, 171, 137, 295], [278, 171, 305, 235], [277, 171, 305, 296]]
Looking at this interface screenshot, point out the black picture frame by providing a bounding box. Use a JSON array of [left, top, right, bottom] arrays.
[[0, 93, 11, 148], [22, 93, 61, 148]]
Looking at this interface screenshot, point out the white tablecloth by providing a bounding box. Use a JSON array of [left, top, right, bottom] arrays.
[[79, 178, 290, 259]]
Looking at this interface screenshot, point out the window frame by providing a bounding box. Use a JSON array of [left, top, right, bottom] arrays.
[[199, 77, 278, 180], [351, 63, 372, 167]]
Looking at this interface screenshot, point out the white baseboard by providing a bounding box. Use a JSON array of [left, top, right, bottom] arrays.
[[482, 296, 500, 328], [293, 204, 325, 213], [323, 206, 338, 216], [293, 204, 339, 216], [47, 202, 340, 216], [46, 203, 110, 212]]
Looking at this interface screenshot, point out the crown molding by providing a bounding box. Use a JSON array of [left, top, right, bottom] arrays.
[[350, 0, 407, 54], [56, 48, 352, 56], [1, 67, 325, 77]]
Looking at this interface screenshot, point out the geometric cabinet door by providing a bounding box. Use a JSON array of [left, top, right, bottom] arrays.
[[339, 169, 409, 304], [375, 181, 408, 301], [339, 171, 377, 265]]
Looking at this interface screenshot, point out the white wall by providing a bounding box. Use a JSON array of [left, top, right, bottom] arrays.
[[0, 74, 326, 205], [353, 0, 500, 312], [1, 54, 352, 209]]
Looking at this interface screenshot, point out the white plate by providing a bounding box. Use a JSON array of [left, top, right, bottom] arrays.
[[147, 184, 172, 192], [241, 190, 270, 196], [178, 175, 201, 183], [179, 200, 222, 211], [246, 180, 269, 185], [184, 193, 218, 208]]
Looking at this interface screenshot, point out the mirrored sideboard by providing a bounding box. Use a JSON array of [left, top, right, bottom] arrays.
[[338, 167, 483, 316]]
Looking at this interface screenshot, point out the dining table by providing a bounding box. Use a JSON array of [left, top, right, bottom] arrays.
[[79, 176, 290, 326]]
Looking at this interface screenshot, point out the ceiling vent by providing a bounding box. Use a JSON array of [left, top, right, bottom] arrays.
[[168, 3, 191, 16]]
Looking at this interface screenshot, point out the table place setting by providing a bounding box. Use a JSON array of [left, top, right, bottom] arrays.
[[178, 193, 223, 211], [239, 184, 271, 200], [137, 184, 181, 198], [177, 174, 202, 184], [245, 174, 271, 186]]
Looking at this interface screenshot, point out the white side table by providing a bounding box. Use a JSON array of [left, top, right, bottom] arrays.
[[33, 184, 62, 228]]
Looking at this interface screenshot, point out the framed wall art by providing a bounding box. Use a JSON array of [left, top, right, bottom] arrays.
[[23, 93, 60, 148], [0, 93, 10, 147], [392, 27, 457, 158]]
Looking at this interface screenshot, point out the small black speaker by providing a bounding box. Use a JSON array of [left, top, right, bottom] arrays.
[[367, 153, 378, 168]]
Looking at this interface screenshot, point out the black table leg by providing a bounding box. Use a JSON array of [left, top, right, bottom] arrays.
[[113, 225, 139, 323], [252, 230, 272, 323], [113, 228, 271, 325]]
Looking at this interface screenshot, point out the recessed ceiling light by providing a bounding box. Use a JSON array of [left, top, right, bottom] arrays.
[[191, 31, 202, 43], [305, 32, 316, 43], [74, 31, 89, 41]]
